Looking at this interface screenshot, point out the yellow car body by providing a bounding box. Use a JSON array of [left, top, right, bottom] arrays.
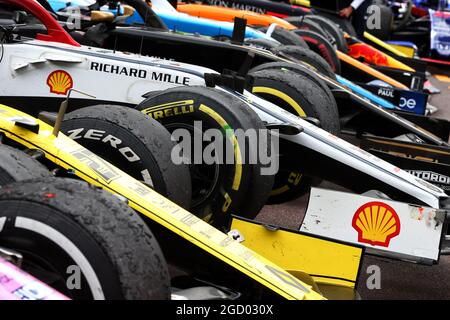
[[0, 103, 364, 300]]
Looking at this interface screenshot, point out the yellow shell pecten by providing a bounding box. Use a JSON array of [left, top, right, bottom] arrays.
[[352, 201, 400, 247], [47, 70, 73, 95]]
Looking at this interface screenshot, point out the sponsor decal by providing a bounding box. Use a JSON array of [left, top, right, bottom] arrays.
[[142, 100, 195, 120], [367, 85, 426, 114], [430, 9, 450, 58], [47, 70, 73, 95], [70, 149, 121, 183], [352, 201, 400, 247], [377, 87, 394, 98], [206, 0, 266, 14], [90, 62, 147, 78], [67, 129, 141, 163], [90, 62, 190, 85], [399, 97, 417, 109], [398, 90, 426, 114]]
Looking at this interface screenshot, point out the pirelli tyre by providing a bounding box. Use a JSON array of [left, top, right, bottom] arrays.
[[284, 17, 333, 43], [393, 0, 412, 31], [248, 69, 340, 204], [136, 86, 275, 226], [0, 144, 51, 185], [0, 178, 170, 300], [314, 11, 357, 37], [292, 29, 342, 74], [244, 38, 278, 50], [61, 104, 191, 209], [258, 26, 308, 48], [270, 45, 336, 79], [249, 61, 336, 115], [302, 16, 348, 53]]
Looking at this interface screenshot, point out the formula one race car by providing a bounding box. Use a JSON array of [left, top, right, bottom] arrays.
[[47, 0, 432, 100], [1, 0, 450, 269], [387, 0, 450, 64], [9, 0, 450, 196], [0, 79, 448, 301], [2, 0, 448, 202], [0, 102, 354, 300], [46, 0, 421, 77], [286, 0, 450, 65], [50, 0, 279, 40], [103, 0, 439, 120], [39, 0, 442, 128], [166, 0, 425, 73]]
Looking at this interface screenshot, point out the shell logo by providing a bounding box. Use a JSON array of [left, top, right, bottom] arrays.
[[47, 70, 73, 95], [352, 201, 400, 247]]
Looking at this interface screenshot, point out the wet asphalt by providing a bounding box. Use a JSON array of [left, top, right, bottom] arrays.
[[256, 66, 450, 300]]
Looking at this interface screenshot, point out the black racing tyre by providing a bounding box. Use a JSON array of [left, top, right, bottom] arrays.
[[270, 45, 336, 79], [0, 144, 51, 185], [292, 29, 342, 74], [61, 104, 191, 209], [314, 11, 357, 36], [284, 17, 333, 43], [393, 0, 412, 31], [141, 90, 163, 100], [303, 15, 348, 52], [258, 26, 308, 48], [0, 178, 170, 300], [248, 69, 339, 137], [244, 37, 278, 50], [248, 69, 340, 204], [366, 5, 394, 40], [249, 61, 336, 112], [136, 86, 275, 226]]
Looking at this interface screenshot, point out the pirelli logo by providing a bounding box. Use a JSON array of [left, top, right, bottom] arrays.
[[142, 100, 195, 120]]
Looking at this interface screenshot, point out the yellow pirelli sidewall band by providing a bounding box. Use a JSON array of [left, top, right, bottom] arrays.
[[141, 101, 243, 191], [270, 184, 291, 196], [270, 171, 304, 196], [252, 86, 306, 196], [252, 87, 307, 117], [0, 104, 326, 300], [198, 103, 242, 191]]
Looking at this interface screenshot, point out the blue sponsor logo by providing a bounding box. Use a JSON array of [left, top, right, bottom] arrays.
[[398, 90, 427, 115]]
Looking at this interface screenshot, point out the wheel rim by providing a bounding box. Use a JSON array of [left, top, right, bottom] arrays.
[[166, 123, 221, 210]]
